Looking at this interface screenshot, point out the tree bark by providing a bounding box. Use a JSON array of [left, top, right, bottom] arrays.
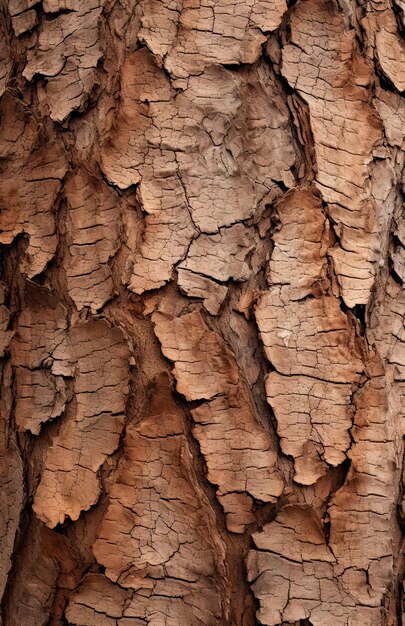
[[0, 0, 404, 624]]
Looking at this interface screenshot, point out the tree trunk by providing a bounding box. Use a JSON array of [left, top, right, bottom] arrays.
[[0, 0, 404, 624]]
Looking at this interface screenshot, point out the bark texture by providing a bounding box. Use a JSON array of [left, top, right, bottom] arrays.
[[0, 0, 404, 624]]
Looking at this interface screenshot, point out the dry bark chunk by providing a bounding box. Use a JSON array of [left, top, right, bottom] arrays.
[[178, 62, 297, 231], [177, 223, 258, 312], [268, 188, 330, 298], [256, 189, 363, 483], [139, 0, 286, 78], [33, 319, 130, 527], [5, 521, 81, 626], [266, 373, 352, 484], [153, 310, 239, 401], [92, 375, 226, 623], [100, 51, 297, 294], [66, 574, 132, 626], [0, 94, 67, 277], [179, 224, 257, 284], [281, 0, 383, 306], [248, 369, 403, 625], [177, 269, 228, 315], [14, 367, 67, 435], [12, 11, 36, 35], [256, 288, 362, 484], [256, 290, 362, 382], [153, 310, 283, 531], [369, 277, 405, 382], [192, 393, 282, 532], [367, 2, 405, 93], [64, 171, 120, 312], [11, 292, 68, 370], [374, 87, 405, 150], [100, 49, 195, 293], [247, 505, 377, 626], [225, 62, 297, 192], [8, 0, 38, 15], [10, 291, 69, 434], [23, 0, 105, 121], [329, 375, 401, 607]]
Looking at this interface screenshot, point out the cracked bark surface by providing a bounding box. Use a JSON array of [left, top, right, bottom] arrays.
[[0, 0, 404, 624]]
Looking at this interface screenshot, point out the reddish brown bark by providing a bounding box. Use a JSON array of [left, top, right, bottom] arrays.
[[0, 0, 404, 624]]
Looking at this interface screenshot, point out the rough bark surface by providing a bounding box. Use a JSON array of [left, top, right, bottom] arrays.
[[0, 0, 404, 624]]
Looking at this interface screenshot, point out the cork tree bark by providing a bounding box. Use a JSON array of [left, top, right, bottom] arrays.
[[0, 0, 404, 624]]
